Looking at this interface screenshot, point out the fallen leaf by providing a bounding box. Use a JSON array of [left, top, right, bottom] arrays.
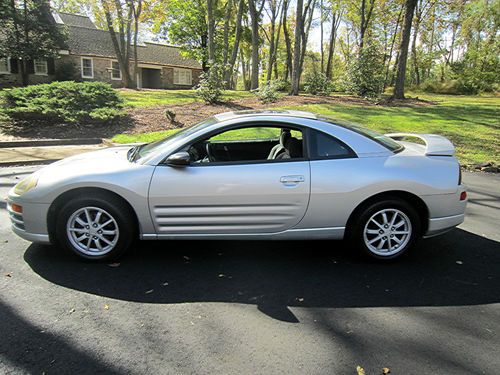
[[145, 289, 154, 294], [297, 297, 304, 302], [104, 304, 109, 310], [357, 366, 366, 375], [382, 368, 391, 374], [5, 273, 12, 278], [456, 260, 463, 265], [108, 262, 121, 267], [162, 282, 169, 286], [69, 308, 76, 314], [218, 274, 225, 278]]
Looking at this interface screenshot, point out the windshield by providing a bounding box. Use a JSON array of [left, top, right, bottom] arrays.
[[134, 117, 218, 160], [319, 116, 404, 152]]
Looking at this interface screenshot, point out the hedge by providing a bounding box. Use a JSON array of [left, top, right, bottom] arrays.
[[0, 81, 124, 125]]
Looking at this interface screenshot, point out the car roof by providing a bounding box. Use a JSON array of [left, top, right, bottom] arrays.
[[214, 110, 318, 122]]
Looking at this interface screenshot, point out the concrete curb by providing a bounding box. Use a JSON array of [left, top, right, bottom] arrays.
[[0, 159, 60, 167], [0, 138, 103, 148]]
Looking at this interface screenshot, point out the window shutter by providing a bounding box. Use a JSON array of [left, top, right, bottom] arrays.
[[27, 60, 35, 74], [47, 58, 55, 75], [10, 58, 18, 74]]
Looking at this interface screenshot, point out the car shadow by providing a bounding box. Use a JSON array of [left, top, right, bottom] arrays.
[[24, 228, 500, 322]]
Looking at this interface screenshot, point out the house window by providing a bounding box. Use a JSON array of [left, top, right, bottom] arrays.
[[81, 57, 93, 78], [173, 68, 192, 85], [34, 59, 48, 75], [0, 57, 10, 74], [110, 60, 121, 80]]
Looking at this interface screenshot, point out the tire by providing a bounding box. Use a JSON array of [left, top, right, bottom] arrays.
[[55, 194, 136, 262], [350, 198, 421, 261]]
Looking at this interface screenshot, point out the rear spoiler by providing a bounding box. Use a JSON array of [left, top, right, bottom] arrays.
[[385, 133, 455, 156]]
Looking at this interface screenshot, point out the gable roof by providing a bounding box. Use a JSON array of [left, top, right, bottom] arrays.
[[55, 12, 97, 29], [55, 12, 201, 69]]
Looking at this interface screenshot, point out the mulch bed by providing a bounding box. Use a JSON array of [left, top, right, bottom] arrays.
[[0, 94, 434, 141]]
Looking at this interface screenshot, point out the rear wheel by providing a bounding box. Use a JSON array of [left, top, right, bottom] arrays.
[[55, 195, 135, 261], [351, 199, 420, 261]]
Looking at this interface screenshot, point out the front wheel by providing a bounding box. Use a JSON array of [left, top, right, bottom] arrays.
[[55, 195, 136, 261], [351, 199, 421, 261]]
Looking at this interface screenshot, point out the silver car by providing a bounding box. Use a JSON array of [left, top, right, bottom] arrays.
[[7, 110, 467, 261]]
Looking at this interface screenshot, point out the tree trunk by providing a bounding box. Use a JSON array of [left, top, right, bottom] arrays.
[[359, 0, 375, 51], [224, 0, 244, 88], [291, 0, 303, 95], [282, 0, 293, 82], [393, 0, 418, 99], [266, 1, 278, 83], [207, 0, 216, 64], [325, 12, 339, 79], [320, 0, 324, 73], [249, 0, 262, 89], [384, 4, 403, 89]]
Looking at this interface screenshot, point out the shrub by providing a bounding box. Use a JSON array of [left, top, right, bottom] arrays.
[[304, 72, 332, 96], [0, 81, 124, 125], [196, 64, 225, 104], [420, 80, 481, 95], [345, 43, 385, 98], [253, 81, 281, 103], [272, 79, 291, 92], [55, 61, 77, 81]]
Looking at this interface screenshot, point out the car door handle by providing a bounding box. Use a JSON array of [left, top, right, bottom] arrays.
[[280, 175, 305, 184]]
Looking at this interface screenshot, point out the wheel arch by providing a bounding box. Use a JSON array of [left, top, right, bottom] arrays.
[[345, 190, 429, 237], [47, 187, 140, 242]]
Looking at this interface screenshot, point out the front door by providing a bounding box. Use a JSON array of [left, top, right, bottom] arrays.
[[148, 125, 310, 235]]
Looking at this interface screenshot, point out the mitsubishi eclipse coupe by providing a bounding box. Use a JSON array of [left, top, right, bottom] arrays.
[[8, 110, 467, 261]]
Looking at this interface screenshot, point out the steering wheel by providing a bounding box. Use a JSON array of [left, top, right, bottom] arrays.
[[205, 142, 215, 162]]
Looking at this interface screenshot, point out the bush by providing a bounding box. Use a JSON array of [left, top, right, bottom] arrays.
[[304, 72, 332, 96], [0, 81, 124, 125], [55, 61, 77, 81], [253, 81, 281, 103], [196, 64, 225, 104], [272, 79, 291, 92], [345, 44, 385, 98], [420, 80, 481, 95]]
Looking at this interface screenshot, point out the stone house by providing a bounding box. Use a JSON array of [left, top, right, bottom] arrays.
[[0, 12, 202, 89]]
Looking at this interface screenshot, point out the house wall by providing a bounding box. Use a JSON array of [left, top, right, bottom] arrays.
[[60, 55, 202, 89], [1, 55, 202, 89]]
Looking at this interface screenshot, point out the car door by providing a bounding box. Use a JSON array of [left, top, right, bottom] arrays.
[[148, 127, 310, 236]]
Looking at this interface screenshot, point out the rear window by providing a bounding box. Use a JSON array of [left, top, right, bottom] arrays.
[[319, 116, 404, 153]]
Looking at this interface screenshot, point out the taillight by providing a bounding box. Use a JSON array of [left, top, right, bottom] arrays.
[[460, 191, 467, 201]]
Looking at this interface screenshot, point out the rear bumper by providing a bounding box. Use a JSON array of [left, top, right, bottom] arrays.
[[423, 185, 467, 238], [424, 213, 465, 238]]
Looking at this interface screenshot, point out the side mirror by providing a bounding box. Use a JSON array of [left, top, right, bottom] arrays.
[[166, 152, 191, 167]]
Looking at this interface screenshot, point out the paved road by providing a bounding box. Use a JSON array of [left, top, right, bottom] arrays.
[[1, 166, 499, 374]]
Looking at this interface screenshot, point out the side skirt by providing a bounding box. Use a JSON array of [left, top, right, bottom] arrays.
[[140, 227, 345, 241]]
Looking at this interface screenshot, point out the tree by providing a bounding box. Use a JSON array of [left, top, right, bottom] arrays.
[[393, 0, 418, 99], [291, 0, 303, 95], [0, 0, 67, 86], [101, 0, 135, 88], [248, 0, 265, 89]]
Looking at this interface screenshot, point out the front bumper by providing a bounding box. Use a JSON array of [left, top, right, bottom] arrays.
[[7, 199, 52, 244]]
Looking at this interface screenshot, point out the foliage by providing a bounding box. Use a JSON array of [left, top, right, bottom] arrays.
[[0, 81, 124, 125], [304, 72, 332, 96], [0, 0, 67, 81], [252, 81, 281, 103], [196, 64, 226, 104], [54, 61, 77, 81], [345, 44, 385, 98]]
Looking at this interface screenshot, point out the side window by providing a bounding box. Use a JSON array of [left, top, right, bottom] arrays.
[[187, 126, 304, 164], [309, 129, 356, 159]]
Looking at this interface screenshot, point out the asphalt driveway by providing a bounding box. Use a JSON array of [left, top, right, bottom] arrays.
[[0, 166, 499, 374]]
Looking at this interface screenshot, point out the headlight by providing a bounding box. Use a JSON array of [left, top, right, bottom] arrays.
[[14, 175, 39, 195]]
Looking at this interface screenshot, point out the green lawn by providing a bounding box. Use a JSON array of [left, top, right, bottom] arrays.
[[113, 91, 500, 165], [120, 89, 252, 108]]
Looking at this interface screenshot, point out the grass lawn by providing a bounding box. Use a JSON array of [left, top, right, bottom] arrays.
[[113, 91, 499, 165], [120, 89, 252, 108], [283, 93, 499, 165]]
